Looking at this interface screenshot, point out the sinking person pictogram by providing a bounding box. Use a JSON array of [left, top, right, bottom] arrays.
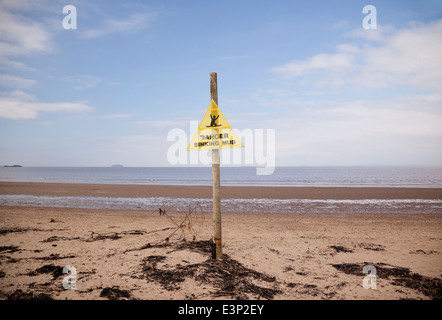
[[207, 114, 221, 127], [188, 100, 243, 151]]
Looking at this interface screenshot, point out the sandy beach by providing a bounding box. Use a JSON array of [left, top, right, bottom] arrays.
[[0, 182, 441, 300]]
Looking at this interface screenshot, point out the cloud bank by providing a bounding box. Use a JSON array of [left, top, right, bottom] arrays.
[[266, 19, 442, 165], [271, 20, 442, 91], [0, 91, 93, 120]]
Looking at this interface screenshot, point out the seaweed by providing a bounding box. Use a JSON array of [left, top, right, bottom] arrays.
[[34, 253, 76, 261], [100, 286, 133, 300], [0, 245, 20, 253], [332, 262, 442, 300], [27, 264, 64, 280], [358, 243, 385, 251], [7, 289, 53, 300], [329, 245, 353, 253], [140, 242, 281, 299]]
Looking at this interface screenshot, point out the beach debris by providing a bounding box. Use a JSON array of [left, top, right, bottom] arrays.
[[268, 248, 281, 255], [34, 253, 76, 261], [409, 249, 439, 255], [0, 245, 20, 253], [42, 235, 81, 242], [3, 256, 20, 263], [100, 286, 134, 300], [156, 203, 174, 216], [1, 227, 66, 236], [332, 262, 442, 300], [6, 289, 53, 300], [139, 240, 281, 299], [39, 227, 177, 247], [0, 227, 31, 236], [27, 264, 64, 280], [163, 204, 200, 241], [286, 282, 299, 288], [358, 243, 385, 251], [89, 231, 122, 241], [155, 202, 209, 242], [172, 239, 213, 255], [88, 230, 146, 241], [329, 245, 353, 253]]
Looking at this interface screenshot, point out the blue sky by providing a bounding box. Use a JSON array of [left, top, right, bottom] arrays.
[[1, 0, 441, 167]]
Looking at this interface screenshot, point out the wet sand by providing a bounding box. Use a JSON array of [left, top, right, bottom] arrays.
[[0, 182, 441, 300], [1, 181, 441, 199]]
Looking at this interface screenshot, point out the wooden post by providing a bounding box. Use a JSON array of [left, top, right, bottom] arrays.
[[210, 72, 222, 259]]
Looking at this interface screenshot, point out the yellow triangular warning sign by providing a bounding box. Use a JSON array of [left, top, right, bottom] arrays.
[[187, 100, 243, 151], [197, 100, 232, 130]]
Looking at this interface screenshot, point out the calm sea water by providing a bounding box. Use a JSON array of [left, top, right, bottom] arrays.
[[1, 166, 442, 188]]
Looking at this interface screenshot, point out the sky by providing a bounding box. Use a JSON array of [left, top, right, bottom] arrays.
[[0, 0, 441, 167]]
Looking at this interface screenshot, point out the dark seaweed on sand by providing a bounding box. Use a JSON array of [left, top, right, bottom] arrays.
[[6, 289, 53, 300], [140, 240, 281, 299], [332, 262, 442, 300], [27, 264, 64, 280], [329, 245, 353, 253], [100, 286, 133, 300]]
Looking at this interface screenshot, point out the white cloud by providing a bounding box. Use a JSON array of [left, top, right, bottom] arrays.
[[358, 21, 442, 90], [0, 0, 52, 12], [264, 94, 442, 165], [62, 74, 124, 90], [39, 121, 54, 125], [63, 75, 104, 89], [0, 91, 94, 120], [271, 52, 355, 77], [0, 10, 53, 61], [0, 73, 36, 88], [332, 20, 350, 31], [265, 19, 442, 165], [271, 20, 442, 91], [343, 24, 396, 43], [79, 12, 157, 39], [134, 119, 185, 128], [217, 55, 249, 61], [104, 113, 135, 119]]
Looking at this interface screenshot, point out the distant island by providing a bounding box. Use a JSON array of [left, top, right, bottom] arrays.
[[4, 165, 22, 167], [111, 164, 124, 168]]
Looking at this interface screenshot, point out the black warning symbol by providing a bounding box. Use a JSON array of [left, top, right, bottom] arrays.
[[207, 114, 221, 127]]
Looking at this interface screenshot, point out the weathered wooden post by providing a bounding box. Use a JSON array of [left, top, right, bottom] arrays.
[[210, 72, 222, 259], [187, 73, 243, 260]]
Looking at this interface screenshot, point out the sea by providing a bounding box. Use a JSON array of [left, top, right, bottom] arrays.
[[1, 166, 442, 214]]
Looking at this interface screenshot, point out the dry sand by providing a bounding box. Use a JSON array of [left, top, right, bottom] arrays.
[[0, 182, 441, 300]]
